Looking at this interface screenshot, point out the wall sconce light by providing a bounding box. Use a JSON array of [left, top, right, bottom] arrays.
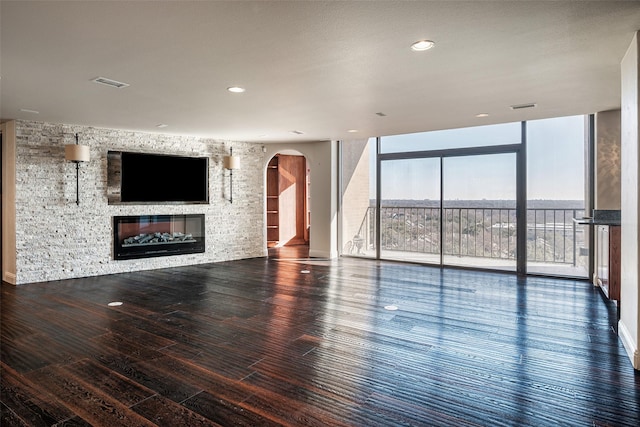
[[65, 133, 90, 205], [223, 147, 240, 203]]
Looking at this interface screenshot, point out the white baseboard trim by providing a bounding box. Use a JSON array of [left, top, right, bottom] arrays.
[[618, 319, 640, 370], [308, 249, 337, 259]]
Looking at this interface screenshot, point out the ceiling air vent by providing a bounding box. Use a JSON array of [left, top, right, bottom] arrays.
[[510, 103, 537, 110], [91, 77, 130, 89]]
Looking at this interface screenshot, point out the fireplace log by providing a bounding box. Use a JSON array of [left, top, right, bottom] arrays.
[[122, 232, 195, 245], [124, 234, 144, 245], [138, 234, 154, 244]]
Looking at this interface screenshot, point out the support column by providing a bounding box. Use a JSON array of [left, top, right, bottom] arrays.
[[619, 31, 640, 370]]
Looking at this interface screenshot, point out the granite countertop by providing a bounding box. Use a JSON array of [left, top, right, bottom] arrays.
[[572, 209, 621, 226]]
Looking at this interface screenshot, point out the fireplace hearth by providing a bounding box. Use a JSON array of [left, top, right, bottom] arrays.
[[113, 214, 205, 260]]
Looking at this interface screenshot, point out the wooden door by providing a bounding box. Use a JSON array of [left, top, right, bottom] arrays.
[[277, 154, 307, 246], [266, 154, 308, 247]]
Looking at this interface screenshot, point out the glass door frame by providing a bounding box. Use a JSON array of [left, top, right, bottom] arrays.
[[375, 124, 527, 274]]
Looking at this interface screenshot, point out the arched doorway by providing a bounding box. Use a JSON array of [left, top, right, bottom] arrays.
[[266, 153, 310, 257]]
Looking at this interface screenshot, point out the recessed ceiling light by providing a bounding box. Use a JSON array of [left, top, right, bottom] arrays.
[[156, 124, 168, 128], [347, 129, 359, 133], [20, 108, 40, 114], [227, 86, 246, 93], [475, 113, 489, 118], [384, 305, 399, 311], [301, 270, 311, 274], [410, 40, 435, 51], [107, 301, 123, 307]]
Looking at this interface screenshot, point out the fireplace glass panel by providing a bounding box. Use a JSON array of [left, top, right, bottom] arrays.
[[113, 214, 205, 260]]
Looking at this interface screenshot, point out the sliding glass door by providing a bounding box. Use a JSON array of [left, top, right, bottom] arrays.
[[442, 153, 517, 271], [379, 158, 441, 264], [526, 116, 588, 277], [377, 151, 517, 271]]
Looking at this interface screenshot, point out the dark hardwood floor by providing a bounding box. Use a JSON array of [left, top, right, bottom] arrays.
[[267, 244, 310, 260], [1, 256, 639, 426]]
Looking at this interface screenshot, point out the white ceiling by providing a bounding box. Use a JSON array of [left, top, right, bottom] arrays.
[[1, 1, 639, 143]]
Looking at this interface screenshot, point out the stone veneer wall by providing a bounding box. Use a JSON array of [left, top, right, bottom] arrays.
[[13, 120, 265, 284]]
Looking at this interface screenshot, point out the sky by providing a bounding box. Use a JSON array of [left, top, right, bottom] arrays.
[[373, 115, 586, 201]]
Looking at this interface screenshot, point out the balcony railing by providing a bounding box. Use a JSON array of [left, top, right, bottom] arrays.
[[351, 206, 586, 266]]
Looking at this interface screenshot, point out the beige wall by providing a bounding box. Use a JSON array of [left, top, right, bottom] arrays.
[[620, 31, 640, 370], [264, 141, 339, 259], [1, 121, 17, 284], [595, 110, 621, 210], [341, 139, 372, 254]]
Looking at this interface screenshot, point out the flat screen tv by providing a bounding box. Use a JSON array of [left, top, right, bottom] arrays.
[[118, 152, 209, 203]]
